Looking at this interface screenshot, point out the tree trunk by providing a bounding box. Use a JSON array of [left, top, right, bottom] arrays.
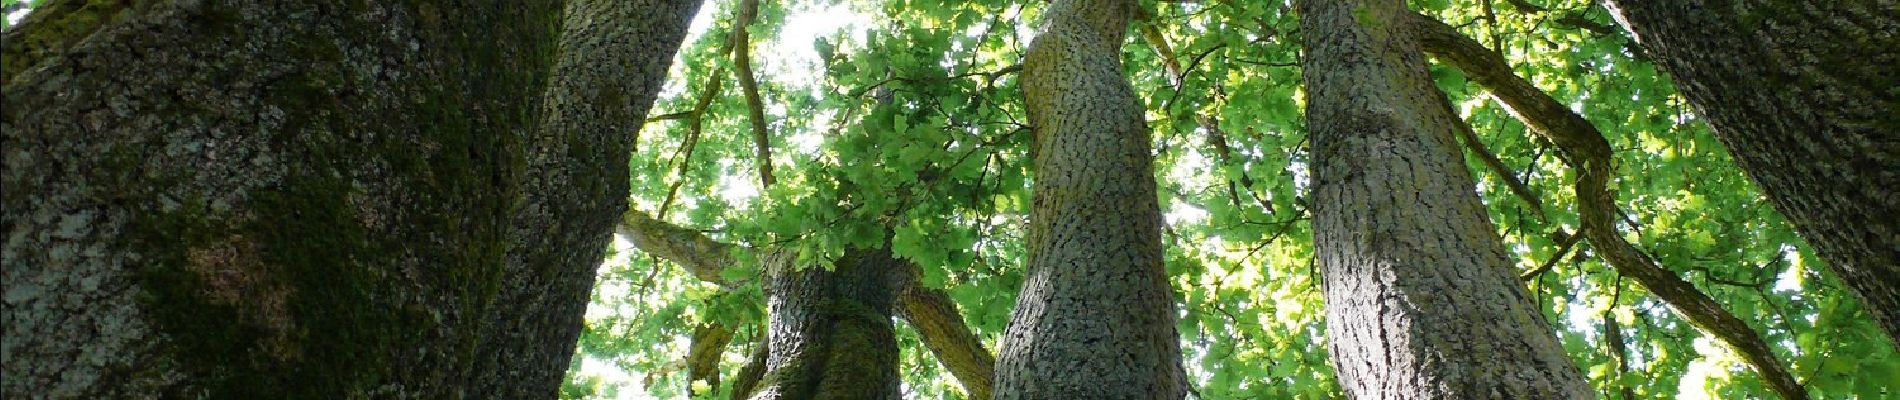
[[741, 248, 906, 400], [0, 0, 697, 397], [1294, 0, 1591, 398], [994, 0, 1186, 398], [1600, 0, 1900, 349], [619, 209, 998, 399]]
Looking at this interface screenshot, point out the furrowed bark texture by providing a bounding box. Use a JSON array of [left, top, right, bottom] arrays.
[[615, 211, 995, 398], [618, 209, 997, 399], [898, 280, 995, 400], [746, 248, 905, 400], [485, 0, 703, 396], [996, 0, 1187, 398], [1601, 0, 1900, 348], [0, 0, 695, 397], [1294, 0, 1591, 398], [1410, 12, 1808, 399]]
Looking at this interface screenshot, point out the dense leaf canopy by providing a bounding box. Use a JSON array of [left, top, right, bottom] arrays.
[[519, 0, 1895, 398]]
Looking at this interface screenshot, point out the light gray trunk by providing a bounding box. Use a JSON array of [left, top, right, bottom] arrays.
[[0, 0, 697, 397], [994, 0, 1187, 398], [1602, 0, 1900, 350], [1294, 0, 1592, 398]]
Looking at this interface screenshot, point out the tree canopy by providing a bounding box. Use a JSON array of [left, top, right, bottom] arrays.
[[551, 0, 1896, 398]]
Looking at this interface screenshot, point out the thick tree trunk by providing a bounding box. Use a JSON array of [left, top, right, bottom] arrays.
[[994, 0, 1186, 398], [1294, 0, 1591, 398], [1600, 0, 1900, 349], [742, 248, 906, 400], [0, 0, 697, 397], [482, 0, 703, 396]]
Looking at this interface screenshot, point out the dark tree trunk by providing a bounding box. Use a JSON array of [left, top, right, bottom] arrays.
[[1294, 0, 1591, 398], [1601, 0, 1900, 349], [619, 209, 997, 399], [0, 0, 697, 397], [481, 0, 704, 395], [994, 0, 1187, 398], [741, 248, 906, 400]]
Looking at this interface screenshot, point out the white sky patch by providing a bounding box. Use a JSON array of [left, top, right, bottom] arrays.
[[717, 159, 762, 206], [1676, 336, 1741, 400], [1773, 244, 1804, 293], [1165, 203, 1209, 226], [5, 8, 29, 28], [655, 3, 726, 100], [764, 3, 873, 91]]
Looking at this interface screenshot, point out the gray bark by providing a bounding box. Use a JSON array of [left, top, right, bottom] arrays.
[[1294, 0, 1592, 398], [1601, 0, 1900, 350], [994, 0, 1187, 398], [0, 0, 697, 397]]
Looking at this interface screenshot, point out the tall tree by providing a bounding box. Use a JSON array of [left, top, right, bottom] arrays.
[[1599, 1, 1900, 347], [1294, 0, 1591, 398], [0, 0, 698, 396], [994, 0, 1187, 398]]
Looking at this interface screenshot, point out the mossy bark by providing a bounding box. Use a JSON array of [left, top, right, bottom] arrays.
[[740, 248, 905, 400], [1602, 0, 1900, 351], [1294, 0, 1591, 398], [0, 0, 698, 397], [618, 208, 995, 399]]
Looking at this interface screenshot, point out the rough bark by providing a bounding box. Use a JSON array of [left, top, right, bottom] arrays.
[[483, 0, 704, 396], [897, 280, 996, 400], [1294, 0, 1592, 398], [0, 0, 696, 397], [744, 248, 905, 400], [1409, 12, 1808, 399], [995, 0, 1186, 398], [1599, 0, 1900, 349], [617, 209, 998, 399]]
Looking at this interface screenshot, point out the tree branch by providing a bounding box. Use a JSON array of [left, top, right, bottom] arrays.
[[1409, 12, 1807, 400], [898, 281, 996, 400], [687, 322, 736, 396], [731, 0, 775, 187], [1139, 23, 1278, 217], [615, 211, 997, 399], [1445, 93, 1550, 220]]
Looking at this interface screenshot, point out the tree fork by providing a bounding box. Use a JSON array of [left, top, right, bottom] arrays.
[[1409, 12, 1809, 398]]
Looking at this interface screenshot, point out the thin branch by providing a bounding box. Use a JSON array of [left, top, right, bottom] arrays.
[[1448, 96, 1550, 221], [1521, 229, 1583, 281], [659, 68, 726, 219], [731, 0, 774, 188]]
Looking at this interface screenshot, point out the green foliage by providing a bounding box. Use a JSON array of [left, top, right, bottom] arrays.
[[565, 0, 1898, 398]]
